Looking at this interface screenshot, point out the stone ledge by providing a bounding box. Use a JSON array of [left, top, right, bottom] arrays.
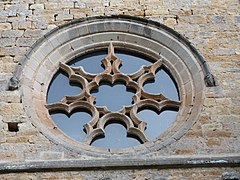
[[0, 154, 239, 173]]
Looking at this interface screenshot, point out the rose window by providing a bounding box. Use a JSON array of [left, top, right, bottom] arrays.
[[46, 43, 180, 149], [12, 16, 215, 155]]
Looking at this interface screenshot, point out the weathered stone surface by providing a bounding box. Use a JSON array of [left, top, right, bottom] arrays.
[[175, 149, 196, 155], [145, 9, 169, 16], [16, 38, 37, 47], [164, 17, 177, 29], [4, 4, 29, 11], [1, 30, 24, 38], [23, 29, 45, 38], [0, 74, 12, 91], [45, 2, 74, 10], [0, 46, 28, 56], [207, 138, 221, 147], [0, 0, 239, 178], [0, 103, 24, 116], [12, 21, 32, 30], [0, 23, 12, 30], [74, 1, 86, 8], [40, 151, 64, 160], [0, 152, 17, 162], [211, 15, 227, 24], [70, 9, 88, 19], [7, 16, 26, 23], [0, 115, 4, 129], [56, 13, 74, 21], [30, 4, 45, 10], [0, 38, 15, 47], [0, 131, 6, 143], [0, 62, 16, 73]]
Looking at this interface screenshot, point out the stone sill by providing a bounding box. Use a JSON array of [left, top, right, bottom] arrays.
[[0, 154, 239, 173]]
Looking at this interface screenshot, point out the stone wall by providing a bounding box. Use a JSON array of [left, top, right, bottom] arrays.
[[1, 168, 240, 180], [0, 0, 239, 179]]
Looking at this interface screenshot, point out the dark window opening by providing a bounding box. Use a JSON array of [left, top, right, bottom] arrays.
[[8, 122, 19, 132]]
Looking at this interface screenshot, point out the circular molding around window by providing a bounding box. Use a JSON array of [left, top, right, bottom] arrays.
[[9, 15, 216, 157]]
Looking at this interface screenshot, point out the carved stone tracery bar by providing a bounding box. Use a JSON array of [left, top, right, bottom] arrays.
[[46, 43, 181, 145]]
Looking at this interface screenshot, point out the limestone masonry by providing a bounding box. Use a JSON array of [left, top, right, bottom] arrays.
[[0, 0, 239, 179]]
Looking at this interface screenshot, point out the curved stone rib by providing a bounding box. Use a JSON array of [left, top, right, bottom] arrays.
[[92, 73, 132, 85], [101, 58, 112, 74], [92, 74, 113, 85], [118, 59, 162, 81], [72, 66, 96, 81], [63, 91, 95, 104], [135, 99, 180, 114], [137, 72, 155, 88], [130, 99, 160, 127], [59, 62, 75, 77], [85, 113, 134, 145], [119, 106, 134, 114], [141, 90, 168, 102], [126, 80, 139, 93], [85, 112, 147, 145], [136, 59, 163, 88], [46, 102, 70, 113], [59, 62, 97, 105], [98, 113, 134, 130], [127, 59, 162, 81], [158, 99, 181, 110], [106, 42, 118, 62], [46, 101, 97, 117], [89, 73, 139, 94], [128, 67, 146, 80], [70, 58, 112, 81], [112, 58, 122, 74], [128, 127, 148, 143], [112, 73, 132, 83], [60, 63, 88, 88], [96, 106, 111, 115], [130, 99, 181, 132], [132, 94, 139, 104], [46, 101, 99, 136], [149, 59, 163, 74], [84, 128, 104, 145]]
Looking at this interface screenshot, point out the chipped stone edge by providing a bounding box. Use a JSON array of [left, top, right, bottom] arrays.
[[222, 171, 240, 180], [0, 155, 239, 173], [8, 15, 216, 90]]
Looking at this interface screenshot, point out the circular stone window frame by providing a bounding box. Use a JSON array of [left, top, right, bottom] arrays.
[[9, 15, 216, 157]]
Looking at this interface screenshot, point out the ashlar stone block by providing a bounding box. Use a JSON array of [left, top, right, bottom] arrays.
[[0, 38, 16, 47], [40, 151, 64, 160], [0, 23, 12, 30], [2, 30, 24, 38], [30, 4, 45, 10]]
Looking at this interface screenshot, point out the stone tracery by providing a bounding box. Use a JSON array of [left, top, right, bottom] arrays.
[[46, 43, 181, 146]]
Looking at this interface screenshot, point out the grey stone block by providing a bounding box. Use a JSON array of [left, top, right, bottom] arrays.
[[88, 22, 105, 33], [16, 38, 36, 47], [2, 30, 24, 38], [0, 38, 16, 47], [24, 29, 44, 38]]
